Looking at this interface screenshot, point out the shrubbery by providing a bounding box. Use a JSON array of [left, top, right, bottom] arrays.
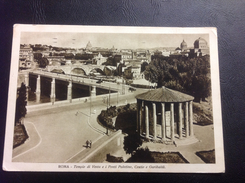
[[127, 147, 155, 162], [99, 106, 118, 128], [98, 103, 136, 130]]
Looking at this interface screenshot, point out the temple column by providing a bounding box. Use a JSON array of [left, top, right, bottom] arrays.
[[189, 101, 194, 136], [36, 75, 41, 94], [152, 103, 157, 140], [140, 101, 144, 135], [67, 80, 72, 103], [145, 104, 149, 139], [161, 103, 166, 141], [170, 103, 174, 141], [185, 102, 189, 137], [50, 78, 56, 104], [136, 100, 140, 134], [179, 103, 183, 139]]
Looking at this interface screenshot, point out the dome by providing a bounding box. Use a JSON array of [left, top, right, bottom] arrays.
[[180, 40, 187, 50], [86, 41, 92, 50], [194, 37, 208, 49], [135, 86, 194, 103]]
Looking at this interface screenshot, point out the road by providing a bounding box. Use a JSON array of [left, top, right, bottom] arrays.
[[12, 88, 146, 163]]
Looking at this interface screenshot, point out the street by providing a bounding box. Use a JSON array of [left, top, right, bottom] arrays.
[[12, 88, 146, 163]]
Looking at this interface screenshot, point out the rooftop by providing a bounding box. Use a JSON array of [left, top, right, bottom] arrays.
[[135, 86, 194, 103]]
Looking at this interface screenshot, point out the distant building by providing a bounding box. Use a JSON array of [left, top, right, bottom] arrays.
[[44, 56, 65, 66], [85, 41, 92, 51], [171, 37, 209, 58], [104, 66, 117, 76], [175, 47, 182, 54], [124, 61, 141, 79], [194, 37, 209, 55], [109, 45, 118, 54], [180, 40, 187, 51], [189, 37, 209, 57], [19, 45, 34, 69], [154, 50, 170, 57], [93, 52, 107, 65]]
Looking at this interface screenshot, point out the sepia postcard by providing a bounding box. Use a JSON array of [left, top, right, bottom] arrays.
[[3, 25, 224, 172]]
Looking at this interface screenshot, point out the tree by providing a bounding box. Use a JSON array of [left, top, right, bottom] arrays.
[[15, 83, 27, 125], [34, 52, 42, 60], [64, 53, 74, 59], [191, 75, 211, 102], [38, 57, 49, 68], [141, 62, 148, 72], [144, 55, 212, 101], [144, 58, 170, 87], [123, 133, 142, 155]]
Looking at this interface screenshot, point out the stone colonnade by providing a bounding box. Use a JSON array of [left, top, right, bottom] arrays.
[[137, 99, 194, 141], [25, 74, 97, 104]]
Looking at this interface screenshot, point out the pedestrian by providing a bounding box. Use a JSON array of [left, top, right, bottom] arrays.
[[86, 140, 89, 148], [89, 140, 92, 148]]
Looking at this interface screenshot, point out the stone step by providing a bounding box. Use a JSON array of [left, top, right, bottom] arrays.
[[174, 136, 199, 146]]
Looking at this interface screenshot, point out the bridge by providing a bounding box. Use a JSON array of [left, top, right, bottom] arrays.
[[46, 64, 105, 76], [25, 70, 129, 105]]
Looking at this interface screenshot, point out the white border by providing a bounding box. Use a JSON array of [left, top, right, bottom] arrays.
[[2, 25, 224, 172]]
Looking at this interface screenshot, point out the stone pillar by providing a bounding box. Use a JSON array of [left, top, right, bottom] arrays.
[[36, 75, 41, 94], [145, 104, 149, 139], [185, 102, 189, 137], [91, 86, 96, 97], [152, 103, 157, 140], [179, 103, 183, 139], [161, 103, 166, 141], [24, 73, 29, 87], [140, 101, 144, 135], [36, 92, 40, 103], [50, 78, 56, 104], [67, 80, 72, 103], [170, 103, 174, 140], [189, 101, 194, 136], [136, 100, 140, 134]]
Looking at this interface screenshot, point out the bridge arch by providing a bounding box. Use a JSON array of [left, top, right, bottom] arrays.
[[71, 68, 87, 75], [51, 69, 65, 74], [90, 68, 105, 75]]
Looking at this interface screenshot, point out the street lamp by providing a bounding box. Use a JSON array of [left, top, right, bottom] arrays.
[[90, 76, 92, 116], [117, 82, 119, 105], [108, 82, 111, 107]]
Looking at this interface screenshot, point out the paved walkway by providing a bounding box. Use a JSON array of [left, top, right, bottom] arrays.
[[141, 124, 215, 163]]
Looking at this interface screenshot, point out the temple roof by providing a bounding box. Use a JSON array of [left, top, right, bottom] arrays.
[[135, 86, 194, 103]]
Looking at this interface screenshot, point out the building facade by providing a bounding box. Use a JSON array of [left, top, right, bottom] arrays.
[[19, 45, 34, 69]]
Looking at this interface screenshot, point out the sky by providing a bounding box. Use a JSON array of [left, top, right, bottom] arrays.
[[20, 32, 209, 49]]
